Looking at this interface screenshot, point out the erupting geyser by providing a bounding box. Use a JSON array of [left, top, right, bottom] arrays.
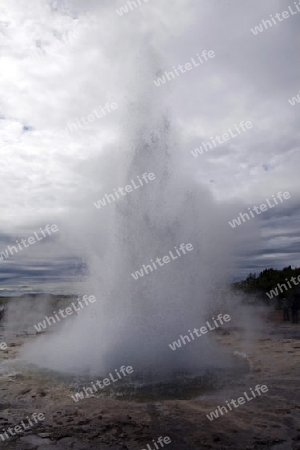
[[21, 58, 234, 380]]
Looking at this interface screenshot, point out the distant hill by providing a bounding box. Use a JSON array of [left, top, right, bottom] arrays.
[[0, 294, 77, 307], [20, 293, 56, 299]]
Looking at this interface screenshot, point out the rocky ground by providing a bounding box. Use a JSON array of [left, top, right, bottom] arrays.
[[0, 309, 299, 450]]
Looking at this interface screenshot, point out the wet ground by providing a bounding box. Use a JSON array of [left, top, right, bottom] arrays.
[[0, 309, 300, 449]]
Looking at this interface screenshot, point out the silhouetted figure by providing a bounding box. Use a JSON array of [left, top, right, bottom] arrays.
[[282, 297, 290, 321], [291, 297, 299, 324], [0, 306, 6, 322]]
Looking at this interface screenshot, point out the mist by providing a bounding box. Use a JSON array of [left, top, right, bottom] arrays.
[[0, 0, 274, 381], [19, 50, 239, 377]]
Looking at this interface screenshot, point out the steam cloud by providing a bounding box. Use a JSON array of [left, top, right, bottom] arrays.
[[21, 51, 236, 378]]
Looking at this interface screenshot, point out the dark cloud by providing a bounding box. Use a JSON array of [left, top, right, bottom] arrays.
[[0, 0, 299, 290]]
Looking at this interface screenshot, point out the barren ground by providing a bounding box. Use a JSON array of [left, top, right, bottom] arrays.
[[0, 309, 299, 450]]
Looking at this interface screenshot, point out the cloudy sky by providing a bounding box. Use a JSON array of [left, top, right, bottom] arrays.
[[0, 0, 299, 294]]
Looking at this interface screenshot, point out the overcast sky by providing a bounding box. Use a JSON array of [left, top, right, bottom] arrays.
[[0, 0, 299, 295]]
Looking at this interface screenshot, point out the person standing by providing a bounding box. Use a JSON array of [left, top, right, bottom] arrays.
[[291, 296, 299, 324]]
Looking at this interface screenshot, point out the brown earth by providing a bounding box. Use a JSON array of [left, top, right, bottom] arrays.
[[0, 309, 299, 450]]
